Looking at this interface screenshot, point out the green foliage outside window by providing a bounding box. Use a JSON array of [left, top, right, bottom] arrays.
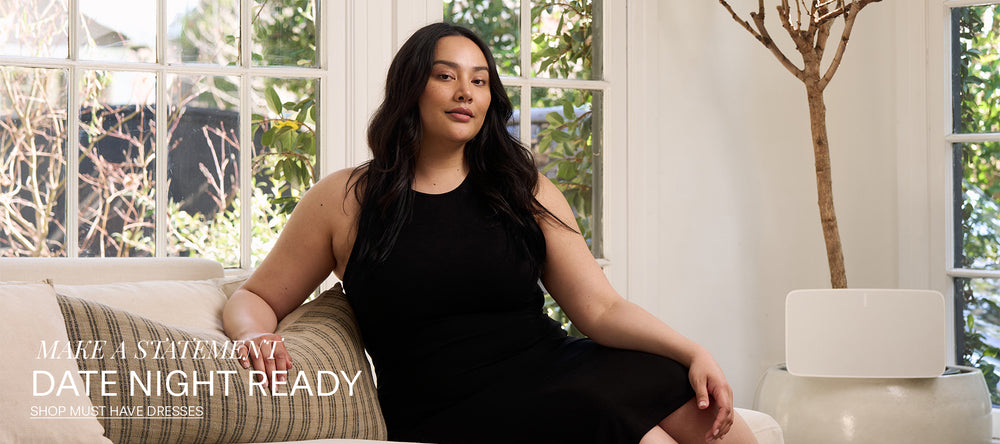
[[955, 4, 1000, 405], [168, 0, 319, 266], [0, 0, 317, 267], [445, 0, 520, 76]]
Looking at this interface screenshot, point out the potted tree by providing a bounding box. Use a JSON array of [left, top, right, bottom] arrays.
[[717, 1, 992, 442]]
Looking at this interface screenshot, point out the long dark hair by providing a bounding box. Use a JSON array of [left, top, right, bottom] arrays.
[[349, 22, 568, 275]]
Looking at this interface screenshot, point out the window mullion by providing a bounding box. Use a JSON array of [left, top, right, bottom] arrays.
[[0, 56, 78, 69], [519, 0, 531, 148], [66, 0, 80, 257], [68, 0, 78, 61], [0, 58, 327, 77], [501, 76, 608, 89], [315, 1, 325, 180], [945, 0, 996, 8], [946, 132, 1000, 143], [519, 84, 530, 147], [948, 268, 1000, 279], [239, 0, 253, 269], [520, 0, 531, 77], [154, 0, 168, 257]]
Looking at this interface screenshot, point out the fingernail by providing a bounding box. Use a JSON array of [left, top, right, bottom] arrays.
[[241, 359, 249, 369], [714, 429, 720, 436], [699, 401, 708, 408]]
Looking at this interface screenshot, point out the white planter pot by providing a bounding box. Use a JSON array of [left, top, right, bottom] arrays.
[[755, 364, 992, 444]]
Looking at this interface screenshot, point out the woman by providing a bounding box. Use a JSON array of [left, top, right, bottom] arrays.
[[224, 22, 757, 444]]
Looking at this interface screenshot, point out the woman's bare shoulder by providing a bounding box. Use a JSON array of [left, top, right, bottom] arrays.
[[305, 166, 365, 214], [533, 172, 574, 229], [312, 166, 363, 194], [533, 171, 559, 200]]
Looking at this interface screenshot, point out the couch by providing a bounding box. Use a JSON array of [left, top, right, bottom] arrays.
[[1, 257, 783, 443]]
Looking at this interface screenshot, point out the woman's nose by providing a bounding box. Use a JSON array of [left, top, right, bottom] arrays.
[[454, 84, 472, 102]]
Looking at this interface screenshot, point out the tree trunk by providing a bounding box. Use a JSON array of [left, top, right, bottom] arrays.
[[805, 86, 848, 288]]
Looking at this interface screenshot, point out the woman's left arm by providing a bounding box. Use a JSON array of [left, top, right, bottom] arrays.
[[534, 173, 734, 435]]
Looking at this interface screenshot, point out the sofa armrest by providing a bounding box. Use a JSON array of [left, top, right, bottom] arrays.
[[736, 407, 784, 444]]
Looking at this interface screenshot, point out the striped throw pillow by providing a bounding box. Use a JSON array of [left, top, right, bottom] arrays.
[[56, 284, 387, 443]]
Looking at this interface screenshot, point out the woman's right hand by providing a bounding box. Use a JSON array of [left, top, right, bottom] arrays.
[[237, 333, 293, 390]]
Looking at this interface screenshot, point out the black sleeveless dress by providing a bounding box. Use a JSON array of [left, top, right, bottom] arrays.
[[343, 176, 695, 444]]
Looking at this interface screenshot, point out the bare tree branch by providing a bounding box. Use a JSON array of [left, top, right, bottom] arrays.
[[814, 0, 843, 15], [780, 0, 798, 32], [819, 0, 880, 89], [718, 0, 764, 42], [814, 15, 834, 58], [815, 0, 878, 24], [776, 2, 808, 52], [815, 4, 849, 23], [719, 0, 806, 80], [758, 15, 809, 80], [795, 0, 811, 29]]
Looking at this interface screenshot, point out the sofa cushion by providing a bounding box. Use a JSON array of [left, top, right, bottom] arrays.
[[0, 282, 112, 444], [735, 407, 784, 444], [212, 273, 251, 298], [56, 284, 387, 443], [53, 279, 230, 335]]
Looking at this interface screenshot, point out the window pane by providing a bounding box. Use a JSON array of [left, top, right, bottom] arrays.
[[958, 277, 1000, 405], [953, 5, 999, 134], [444, 0, 520, 77], [0, 67, 68, 256], [166, 74, 240, 267], [531, 0, 595, 80], [505, 85, 520, 139], [957, 142, 1000, 271], [78, 70, 156, 257], [251, 0, 316, 67], [251, 77, 317, 266], [79, 0, 156, 63], [531, 87, 600, 255], [167, 0, 240, 65], [0, 0, 69, 58]]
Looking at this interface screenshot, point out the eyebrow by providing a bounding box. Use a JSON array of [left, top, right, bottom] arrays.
[[433, 60, 489, 72]]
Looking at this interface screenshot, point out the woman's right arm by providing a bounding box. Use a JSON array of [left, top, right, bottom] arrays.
[[222, 168, 359, 385]]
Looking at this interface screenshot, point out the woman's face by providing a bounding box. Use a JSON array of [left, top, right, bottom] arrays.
[[418, 35, 492, 149]]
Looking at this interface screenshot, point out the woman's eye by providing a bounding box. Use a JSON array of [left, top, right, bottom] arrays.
[[473, 79, 487, 86], [437, 74, 453, 80]]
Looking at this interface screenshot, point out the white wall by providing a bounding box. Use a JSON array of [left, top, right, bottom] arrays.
[[626, 1, 900, 407]]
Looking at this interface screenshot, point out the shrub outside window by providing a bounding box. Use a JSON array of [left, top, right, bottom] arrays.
[[951, 2, 1000, 405], [0, 0, 321, 268]]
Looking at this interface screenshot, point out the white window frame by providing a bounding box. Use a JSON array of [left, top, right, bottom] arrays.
[[0, 0, 344, 269], [939, 0, 1000, 326], [903, 0, 1000, 437]]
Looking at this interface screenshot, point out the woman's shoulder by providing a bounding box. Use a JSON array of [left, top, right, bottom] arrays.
[[288, 167, 365, 232], [314, 166, 365, 190], [533, 172, 563, 207], [310, 166, 365, 203], [532, 172, 576, 230]]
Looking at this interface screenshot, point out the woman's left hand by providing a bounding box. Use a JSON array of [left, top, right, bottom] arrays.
[[688, 350, 734, 441]]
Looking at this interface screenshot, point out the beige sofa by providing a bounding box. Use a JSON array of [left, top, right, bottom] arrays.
[[1, 257, 783, 443]]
